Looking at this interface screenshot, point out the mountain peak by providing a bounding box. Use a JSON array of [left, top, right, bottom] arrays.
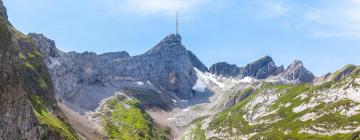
[[288, 60, 303, 68], [256, 55, 273, 63], [209, 62, 240, 77], [282, 60, 314, 83], [241, 55, 282, 79], [146, 33, 184, 55], [28, 33, 60, 58], [162, 33, 182, 43]]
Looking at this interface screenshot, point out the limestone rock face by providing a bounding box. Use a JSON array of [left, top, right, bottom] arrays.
[[281, 60, 315, 83], [209, 62, 240, 77], [284, 60, 315, 83], [30, 33, 208, 113], [209, 56, 284, 79], [121, 34, 202, 99], [240, 56, 284, 79]]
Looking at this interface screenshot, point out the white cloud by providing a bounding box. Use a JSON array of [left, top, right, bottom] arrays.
[[99, 0, 210, 16], [258, 0, 288, 18], [304, 0, 360, 39]]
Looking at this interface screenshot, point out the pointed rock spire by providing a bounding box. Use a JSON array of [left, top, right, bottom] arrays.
[[282, 60, 315, 83]]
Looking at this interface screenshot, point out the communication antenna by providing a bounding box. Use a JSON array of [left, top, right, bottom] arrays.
[[176, 12, 179, 35]]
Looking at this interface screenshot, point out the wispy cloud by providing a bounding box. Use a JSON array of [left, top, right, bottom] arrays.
[[304, 0, 360, 39], [256, 0, 288, 18], [98, 0, 211, 16]]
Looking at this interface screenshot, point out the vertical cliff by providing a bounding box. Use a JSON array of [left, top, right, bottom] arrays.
[[0, 1, 78, 139]]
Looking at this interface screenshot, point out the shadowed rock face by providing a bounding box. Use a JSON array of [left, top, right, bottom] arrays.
[[282, 60, 315, 83], [241, 56, 284, 79], [210, 56, 284, 79], [30, 33, 208, 113], [209, 62, 240, 77], [0, 1, 69, 138], [0, 0, 7, 20], [0, 11, 38, 139], [117, 34, 203, 99]]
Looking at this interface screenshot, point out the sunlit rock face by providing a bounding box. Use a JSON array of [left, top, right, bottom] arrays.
[[281, 60, 315, 83]]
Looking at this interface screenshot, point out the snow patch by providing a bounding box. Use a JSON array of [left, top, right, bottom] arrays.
[[134, 81, 144, 86], [239, 77, 256, 83], [193, 68, 225, 92], [146, 80, 153, 86]]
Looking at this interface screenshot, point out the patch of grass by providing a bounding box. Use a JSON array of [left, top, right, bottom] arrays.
[[101, 96, 168, 140], [188, 123, 206, 140], [28, 94, 78, 140]]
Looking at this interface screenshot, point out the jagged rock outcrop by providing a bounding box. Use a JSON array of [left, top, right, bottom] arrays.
[[121, 34, 202, 99], [0, 0, 7, 20], [188, 51, 208, 72], [209, 62, 240, 77], [281, 60, 315, 83], [30, 33, 208, 113], [240, 56, 284, 79], [210, 56, 284, 79], [0, 1, 77, 139]]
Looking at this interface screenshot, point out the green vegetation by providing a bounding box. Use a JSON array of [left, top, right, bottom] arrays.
[[15, 34, 78, 139], [188, 123, 206, 140], [101, 95, 168, 140], [28, 94, 78, 140], [208, 74, 360, 140]]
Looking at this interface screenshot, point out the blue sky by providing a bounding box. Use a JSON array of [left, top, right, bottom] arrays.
[[4, 0, 360, 76]]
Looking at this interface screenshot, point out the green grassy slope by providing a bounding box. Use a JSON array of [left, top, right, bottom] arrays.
[[207, 66, 360, 140], [100, 95, 169, 140], [14, 27, 79, 139]]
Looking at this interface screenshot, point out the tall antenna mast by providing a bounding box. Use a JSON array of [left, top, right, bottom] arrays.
[[176, 12, 179, 35]]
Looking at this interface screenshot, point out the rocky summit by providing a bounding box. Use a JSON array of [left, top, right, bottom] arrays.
[[240, 55, 284, 79], [209, 62, 241, 77], [281, 60, 315, 83]]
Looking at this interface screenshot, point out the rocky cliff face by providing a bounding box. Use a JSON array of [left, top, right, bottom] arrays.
[[0, 11, 40, 139], [209, 62, 240, 77], [30, 33, 208, 113], [0, 1, 77, 139], [119, 34, 202, 99], [209, 56, 284, 79], [240, 56, 284, 79], [0, 0, 7, 20], [281, 60, 315, 83]]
